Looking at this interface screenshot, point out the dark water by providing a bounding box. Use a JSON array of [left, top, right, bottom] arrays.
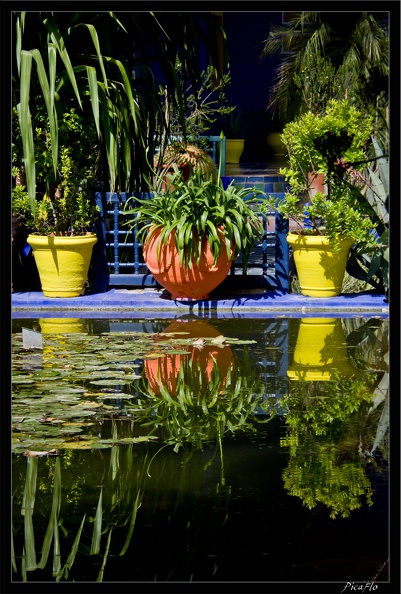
[[11, 315, 390, 589]]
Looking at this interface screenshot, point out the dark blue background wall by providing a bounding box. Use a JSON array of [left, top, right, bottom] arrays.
[[218, 11, 283, 163]]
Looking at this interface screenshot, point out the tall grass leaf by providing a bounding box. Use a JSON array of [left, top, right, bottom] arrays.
[[45, 17, 82, 108], [56, 514, 86, 581], [86, 66, 100, 137], [90, 489, 103, 555], [38, 458, 61, 569], [96, 526, 113, 582], [81, 23, 108, 89], [52, 517, 61, 576], [18, 53, 36, 211], [21, 457, 38, 569], [119, 492, 142, 555]]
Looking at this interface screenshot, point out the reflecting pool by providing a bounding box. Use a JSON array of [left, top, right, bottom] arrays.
[[11, 315, 389, 586]]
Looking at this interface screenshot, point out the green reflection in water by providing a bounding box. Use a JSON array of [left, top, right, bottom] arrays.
[[281, 317, 389, 518], [11, 316, 389, 582]]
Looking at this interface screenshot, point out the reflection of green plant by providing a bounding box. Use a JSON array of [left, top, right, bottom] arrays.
[[281, 429, 374, 519], [284, 374, 376, 435], [280, 364, 387, 518], [12, 438, 147, 582], [135, 351, 273, 452]]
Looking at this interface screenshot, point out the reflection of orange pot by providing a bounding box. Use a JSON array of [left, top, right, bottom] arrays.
[[144, 319, 234, 395], [144, 227, 234, 300]]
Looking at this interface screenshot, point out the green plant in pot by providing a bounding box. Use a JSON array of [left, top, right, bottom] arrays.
[[12, 106, 100, 297], [261, 99, 379, 297], [153, 64, 233, 189], [124, 135, 265, 300]]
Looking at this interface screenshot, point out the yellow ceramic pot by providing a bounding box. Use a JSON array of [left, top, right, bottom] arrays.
[[27, 234, 97, 297], [39, 318, 85, 333], [287, 318, 356, 381], [287, 232, 354, 297], [225, 139, 245, 164]]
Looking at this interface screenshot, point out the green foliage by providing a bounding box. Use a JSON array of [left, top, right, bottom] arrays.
[[260, 100, 378, 252], [279, 99, 373, 192], [13, 11, 229, 204], [346, 137, 389, 294], [125, 165, 265, 269], [135, 351, 270, 453], [12, 107, 100, 235], [282, 374, 376, 436], [158, 64, 233, 145], [280, 370, 384, 518], [281, 431, 374, 519], [261, 11, 389, 143]]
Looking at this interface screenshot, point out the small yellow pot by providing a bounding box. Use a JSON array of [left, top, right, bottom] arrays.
[[287, 318, 356, 381], [27, 234, 97, 298], [225, 139, 245, 164], [287, 232, 354, 297], [39, 318, 85, 333]]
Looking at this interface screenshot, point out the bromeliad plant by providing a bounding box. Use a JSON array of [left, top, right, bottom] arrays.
[[125, 137, 265, 270]]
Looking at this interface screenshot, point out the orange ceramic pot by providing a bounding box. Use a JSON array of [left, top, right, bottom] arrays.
[[143, 227, 234, 300], [307, 171, 325, 197], [144, 319, 234, 396]]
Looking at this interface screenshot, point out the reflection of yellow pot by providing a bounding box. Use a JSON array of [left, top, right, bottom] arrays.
[[287, 233, 354, 297], [39, 318, 85, 334], [287, 318, 356, 381], [28, 234, 97, 297], [225, 139, 245, 164]]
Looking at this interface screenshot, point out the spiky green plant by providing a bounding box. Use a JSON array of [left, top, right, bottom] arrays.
[[125, 142, 265, 269]]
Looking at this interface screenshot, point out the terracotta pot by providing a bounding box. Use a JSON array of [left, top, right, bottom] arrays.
[[160, 162, 190, 192], [307, 171, 325, 196], [143, 227, 234, 300], [287, 232, 354, 297], [27, 234, 97, 298], [144, 319, 234, 396]]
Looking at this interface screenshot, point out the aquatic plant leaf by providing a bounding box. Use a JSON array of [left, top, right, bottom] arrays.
[[96, 526, 113, 582], [90, 489, 103, 555], [118, 491, 142, 555], [38, 458, 61, 569], [55, 514, 86, 581], [21, 457, 38, 570]]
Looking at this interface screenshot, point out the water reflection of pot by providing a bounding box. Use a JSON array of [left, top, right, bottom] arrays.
[[287, 318, 356, 381], [144, 319, 234, 396], [39, 318, 85, 333]]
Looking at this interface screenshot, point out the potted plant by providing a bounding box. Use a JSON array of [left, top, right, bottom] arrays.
[[12, 106, 100, 297], [220, 107, 247, 164], [153, 64, 233, 189], [124, 136, 265, 300], [261, 99, 378, 297]]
